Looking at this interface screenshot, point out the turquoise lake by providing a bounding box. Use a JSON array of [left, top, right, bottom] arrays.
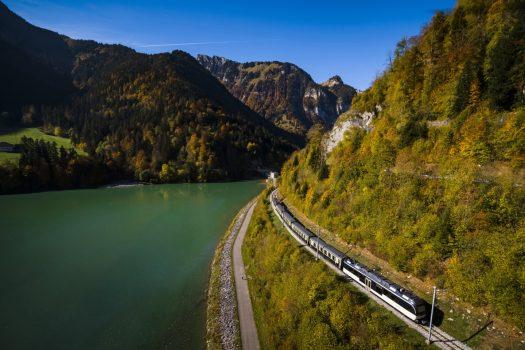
[[0, 181, 263, 349]]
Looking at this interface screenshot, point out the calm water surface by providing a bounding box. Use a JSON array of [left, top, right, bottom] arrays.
[[0, 181, 263, 349]]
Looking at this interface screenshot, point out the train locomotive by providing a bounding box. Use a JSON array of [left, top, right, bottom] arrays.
[[271, 192, 427, 323]]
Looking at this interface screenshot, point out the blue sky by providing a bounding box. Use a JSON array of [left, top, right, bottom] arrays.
[[6, 0, 456, 90]]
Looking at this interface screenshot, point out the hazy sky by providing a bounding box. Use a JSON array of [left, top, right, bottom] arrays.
[[5, 0, 456, 90]]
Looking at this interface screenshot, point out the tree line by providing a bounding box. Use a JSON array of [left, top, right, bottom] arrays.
[[0, 137, 116, 193]]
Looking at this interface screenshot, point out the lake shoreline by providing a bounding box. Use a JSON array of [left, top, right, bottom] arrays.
[[0, 175, 267, 196]]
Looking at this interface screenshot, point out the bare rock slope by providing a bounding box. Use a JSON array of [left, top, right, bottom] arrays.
[[197, 54, 357, 137]]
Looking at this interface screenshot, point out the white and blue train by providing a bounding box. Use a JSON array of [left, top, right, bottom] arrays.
[[271, 192, 427, 323]]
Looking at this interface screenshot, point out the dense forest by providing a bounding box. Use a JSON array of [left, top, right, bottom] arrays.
[[243, 191, 429, 349], [0, 2, 298, 193], [280, 0, 525, 328], [42, 48, 297, 183]]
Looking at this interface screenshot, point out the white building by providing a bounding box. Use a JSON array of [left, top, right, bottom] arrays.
[[267, 172, 279, 187]]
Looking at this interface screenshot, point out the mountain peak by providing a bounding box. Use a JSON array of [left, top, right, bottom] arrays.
[[196, 54, 238, 66], [322, 75, 344, 87]]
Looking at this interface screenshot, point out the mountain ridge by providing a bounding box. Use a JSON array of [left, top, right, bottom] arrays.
[[0, 1, 299, 192], [197, 54, 357, 137]]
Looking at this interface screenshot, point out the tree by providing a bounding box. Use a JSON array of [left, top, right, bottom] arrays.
[[159, 162, 176, 183], [484, 21, 518, 109], [21, 105, 36, 126]]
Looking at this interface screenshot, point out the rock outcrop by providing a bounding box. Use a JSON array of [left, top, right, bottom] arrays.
[[322, 75, 357, 114], [324, 106, 378, 154]]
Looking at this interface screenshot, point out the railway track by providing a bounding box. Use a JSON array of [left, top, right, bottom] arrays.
[[269, 191, 472, 350], [416, 323, 470, 350]]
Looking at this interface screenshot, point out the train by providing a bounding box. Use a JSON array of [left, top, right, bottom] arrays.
[[270, 191, 427, 323]]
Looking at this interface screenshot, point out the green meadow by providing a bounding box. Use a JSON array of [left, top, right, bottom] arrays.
[[0, 127, 85, 163]]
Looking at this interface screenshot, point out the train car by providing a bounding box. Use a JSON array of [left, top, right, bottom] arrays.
[[290, 221, 315, 243], [342, 259, 426, 322], [274, 203, 284, 216], [309, 237, 346, 269], [281, 211, 295, 227], [270, 193, 280, 210], [272, 196, 284, 216]]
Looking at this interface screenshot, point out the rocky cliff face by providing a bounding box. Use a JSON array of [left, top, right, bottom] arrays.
[[321, 75, 357, 114], [197, 55, 356, 137]]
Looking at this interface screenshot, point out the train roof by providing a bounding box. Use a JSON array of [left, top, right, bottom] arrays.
[[324, 244, 346, 259], [343, 259, 422, 305], [310, 236, 324, 244], [282, 211, 294, 221], [292, 222, 315, 237], [313, 237, 346, 259]]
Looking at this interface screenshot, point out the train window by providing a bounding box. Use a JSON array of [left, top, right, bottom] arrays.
[[398, 299, 414, 313], [383, 290, 413, 312], [349, 266, 362, 278], [371, 282, 383, 293]]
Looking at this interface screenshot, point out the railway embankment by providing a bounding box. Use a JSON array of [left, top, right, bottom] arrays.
[[241, 191, 431, 348], [279, 191, 525, 349]]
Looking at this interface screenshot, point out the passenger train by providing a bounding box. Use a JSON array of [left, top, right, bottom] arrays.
[[270, 192, 427, 323]]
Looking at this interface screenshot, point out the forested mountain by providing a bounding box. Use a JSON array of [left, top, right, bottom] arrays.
[[0, 2, 74, 121], [280, 0, 525, 328], [0, 1, 72, 71], [0, 2, 298, 192], [197, 55, 357, 137], [48, 47, 298, 182]]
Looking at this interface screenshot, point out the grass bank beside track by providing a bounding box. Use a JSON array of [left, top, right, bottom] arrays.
[[280, 194, 524, 349], [242, 190, 433, 349]]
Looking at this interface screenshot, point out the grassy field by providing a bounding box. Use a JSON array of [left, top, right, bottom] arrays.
[[242, 191, 432, 349], [0, 152, 21, 163], [0, 127, 85, 163]]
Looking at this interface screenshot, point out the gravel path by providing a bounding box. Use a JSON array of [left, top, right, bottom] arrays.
[[217, 199, 256, 350], [233, 202, 260, 350]]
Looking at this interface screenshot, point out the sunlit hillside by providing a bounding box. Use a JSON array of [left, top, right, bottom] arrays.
[[281, 0, 525, 327]]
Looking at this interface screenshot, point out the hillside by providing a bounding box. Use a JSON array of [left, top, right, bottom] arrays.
[[280, 0, 525, 329], [197, 55, 357, 137], [0, 2, 298, 192], [243, 191, 429, 349]]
